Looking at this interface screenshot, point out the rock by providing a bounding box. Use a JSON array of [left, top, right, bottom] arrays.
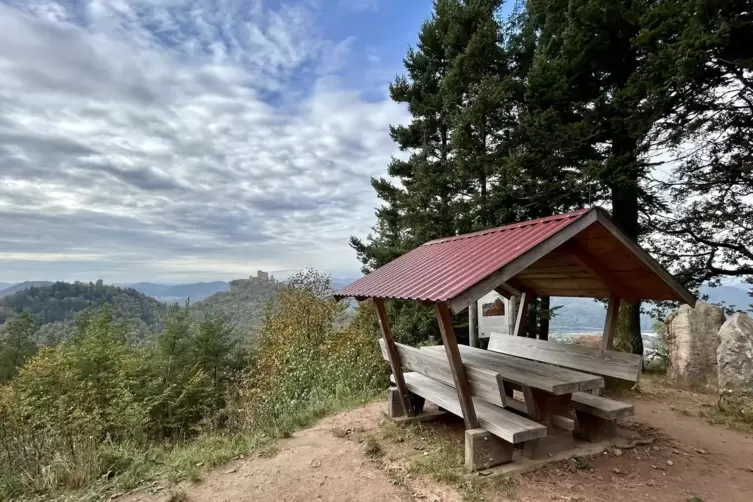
[[666, 302, 726, 388], [717, 313, 753, 393], [695, 448, 707, 455], [612, 448, 623, 457], [612, 467, 621, 475], [568, 465, 577, 474], [666, 460, 674, 466], [310, 459, 321, 468]]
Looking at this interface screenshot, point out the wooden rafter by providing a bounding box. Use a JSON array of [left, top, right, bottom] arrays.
[[562, 240, 640, 302]]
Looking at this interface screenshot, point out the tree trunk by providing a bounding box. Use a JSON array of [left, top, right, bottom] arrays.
[[538, 296, 550, 341], [611, 153, 643, 357], [613, 300, 643, 353]]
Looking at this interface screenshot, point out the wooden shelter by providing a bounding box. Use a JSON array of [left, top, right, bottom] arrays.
[[336, 207, 695, 470]]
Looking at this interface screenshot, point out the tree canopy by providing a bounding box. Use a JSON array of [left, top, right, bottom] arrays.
[[353, 0, 753, 350]]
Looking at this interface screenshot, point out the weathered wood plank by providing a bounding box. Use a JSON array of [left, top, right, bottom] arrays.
[[600, 295, 621, 353], [571, 392, 635, 420], [435, 303, 479, 429], [488, 333, 642, 382], [398, 372, 547, 443], [378, 339, 505, 406], [374, 299, 412, 416], [424, 344, 603, 394]]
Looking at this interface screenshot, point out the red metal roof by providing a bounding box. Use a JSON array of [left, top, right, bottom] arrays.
[[336, 208, 592, 303]]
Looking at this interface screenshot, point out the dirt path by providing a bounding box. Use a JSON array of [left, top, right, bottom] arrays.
[[124, 380, 753, 502]]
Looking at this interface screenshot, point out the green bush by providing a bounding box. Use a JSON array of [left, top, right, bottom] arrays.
[[0, 271, 388, 499], [230, 270, 387, 433]]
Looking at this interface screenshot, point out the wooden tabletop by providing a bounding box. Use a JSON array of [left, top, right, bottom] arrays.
[[422, 345, 603, 395]]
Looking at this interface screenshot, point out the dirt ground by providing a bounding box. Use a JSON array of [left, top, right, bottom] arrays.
[[123, 377, 753, 502]]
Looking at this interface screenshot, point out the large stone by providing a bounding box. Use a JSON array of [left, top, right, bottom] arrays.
[[666, 302, 726, 388], [717, 313, 753, 393]]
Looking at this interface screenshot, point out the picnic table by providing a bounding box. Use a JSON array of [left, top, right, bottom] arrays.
[[380, 338, 635, 466], [421, 344, 608, 458]]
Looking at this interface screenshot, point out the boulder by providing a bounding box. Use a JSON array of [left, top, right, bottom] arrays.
[[717, 313, 753, 393], [666, 302, 726, 388]]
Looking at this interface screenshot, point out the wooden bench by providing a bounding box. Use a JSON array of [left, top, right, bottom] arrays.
[[378, 339, 547, 469], [488, 333, 636, 441], [570, 391, 634, 441]]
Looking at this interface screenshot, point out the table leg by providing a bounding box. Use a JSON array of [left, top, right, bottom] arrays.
[[521, 388, 576, 459]]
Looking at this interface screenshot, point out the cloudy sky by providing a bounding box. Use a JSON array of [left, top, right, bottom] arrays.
[[0, 0, 443, 283]]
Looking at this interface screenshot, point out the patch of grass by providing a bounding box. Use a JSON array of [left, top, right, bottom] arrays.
[[363, 436, 384, 458], [572, 456, 591, 470], [702, 392, 753, 432], [167, 489, 189, 502], [377, 422, 518, 502]]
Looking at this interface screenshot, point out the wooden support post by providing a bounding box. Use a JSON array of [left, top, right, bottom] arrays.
[[469, 300, 478, 348], [465, 428, 513, 471], [374, 298, 413, 417], [435, 303, 479, 429], [600, 295, 621, 353], [513, 292, 529, 337], [574, 411, 618, 442], [507, 295, 517, 335]]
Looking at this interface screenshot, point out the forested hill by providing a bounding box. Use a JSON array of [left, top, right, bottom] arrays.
[[0, 281, 165, 343], [192, 276, 282, 335]]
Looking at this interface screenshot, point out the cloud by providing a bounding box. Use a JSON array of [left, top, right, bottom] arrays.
[[0, 0, 408, 282]]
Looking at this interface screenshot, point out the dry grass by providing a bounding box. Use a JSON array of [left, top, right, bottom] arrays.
[[369, 420, 519, 502]]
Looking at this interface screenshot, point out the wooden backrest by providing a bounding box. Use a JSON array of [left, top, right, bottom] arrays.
[[378, 339, 505, 406], [487, 333, 641, 382]]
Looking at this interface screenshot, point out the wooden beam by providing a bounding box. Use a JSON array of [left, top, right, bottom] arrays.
[[513, 292, 529, 337], [600, 295, 621, 353], [507, 295, 517, 335], [448, 209, 599, 313], [593, 209, 696, 306], [435, 302, 479, 429], [562, 240, 640, 302], [469, 300, 479, 348], [495, 282, 521, 297], [374, 298, 413, 416]]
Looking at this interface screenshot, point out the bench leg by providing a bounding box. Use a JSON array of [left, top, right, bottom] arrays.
[[465, 429, 513, 471], [387, 388, 406, 418], [521, 433, 576, 460], [574, 411, 618, 442]]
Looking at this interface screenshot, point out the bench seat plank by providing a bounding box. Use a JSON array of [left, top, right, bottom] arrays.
[[571, 392, 634, 420], [488, 334, 642, 382], [423, 344, 603, 394], [395, 372, 547, 443]]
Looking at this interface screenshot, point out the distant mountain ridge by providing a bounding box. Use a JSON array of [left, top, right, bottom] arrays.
[[119, 281, 229, 301], [0, 278, 748, 337], [0, 281, 54, 298]]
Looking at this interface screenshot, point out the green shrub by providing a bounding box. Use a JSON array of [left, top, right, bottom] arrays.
[[0, 271, 387, 499], [229, 270, 387, 433]]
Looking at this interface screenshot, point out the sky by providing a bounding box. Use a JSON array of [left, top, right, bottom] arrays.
[[0, 0, 442, 283]]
